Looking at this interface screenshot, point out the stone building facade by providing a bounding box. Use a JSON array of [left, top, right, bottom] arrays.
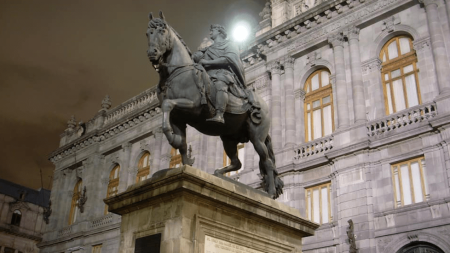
[[40, 0, 450, 252], [0, 179, 50, 253]]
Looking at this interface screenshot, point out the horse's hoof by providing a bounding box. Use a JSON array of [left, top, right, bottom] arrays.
[[214, 169, 224, 176], [185, 156, 195, 166]]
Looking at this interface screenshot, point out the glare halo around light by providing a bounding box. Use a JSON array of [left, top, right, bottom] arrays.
[[232, 23, 250, 42]]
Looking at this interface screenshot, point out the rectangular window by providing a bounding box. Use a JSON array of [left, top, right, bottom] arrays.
[[92, 244, 102, 253], [305, 182, 332, 224], [391, 157, 428, 207]]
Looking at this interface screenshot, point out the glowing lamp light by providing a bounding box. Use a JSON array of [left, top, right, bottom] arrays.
[[232, 23, 250, 42]]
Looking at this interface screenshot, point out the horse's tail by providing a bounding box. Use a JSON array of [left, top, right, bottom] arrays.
[[264, 135, 284, 199]]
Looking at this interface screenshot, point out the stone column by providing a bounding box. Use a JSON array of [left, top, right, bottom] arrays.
[[284, 57, 296, 147], [151, 127, 163, 171], [419, 0, 450, 94], [346, 26, 366, 124], [270, 61, 283, 150], [328, 33, 350, 128], [295, 89, 306, 145]]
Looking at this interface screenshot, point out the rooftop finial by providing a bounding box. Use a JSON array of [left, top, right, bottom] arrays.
[[67, 115, 76, 130], [101, 95, 112, 111]]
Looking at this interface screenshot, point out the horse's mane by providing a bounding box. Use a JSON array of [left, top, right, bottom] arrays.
[[148, 18, 192, 56]]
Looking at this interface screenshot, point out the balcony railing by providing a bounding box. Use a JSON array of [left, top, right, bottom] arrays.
[[103, 87, 158, 126], [90, 214, 114, 229], [294, 135, 334, 160], [57, 226, 72, 238], [367, 102, 437, 137]]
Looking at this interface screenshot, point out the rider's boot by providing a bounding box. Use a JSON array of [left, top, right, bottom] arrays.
[[207, 90, 228, 124]]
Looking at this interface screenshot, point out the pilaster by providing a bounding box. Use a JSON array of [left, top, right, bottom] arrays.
[[419, 0, 450, 95], [294, 89, 306, 145], [345, 26, 366, 124], [284, 57, 296, 147], [328, 32, 350, 128], [270, 61, 283, 150]]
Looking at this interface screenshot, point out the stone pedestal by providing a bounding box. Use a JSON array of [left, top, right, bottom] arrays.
[[105, 166, 319, 253]]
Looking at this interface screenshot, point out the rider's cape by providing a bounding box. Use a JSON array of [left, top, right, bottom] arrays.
[[202, 41, 247, 99]]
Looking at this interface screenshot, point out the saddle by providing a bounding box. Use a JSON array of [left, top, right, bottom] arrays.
[[193, 64, 250, 115]]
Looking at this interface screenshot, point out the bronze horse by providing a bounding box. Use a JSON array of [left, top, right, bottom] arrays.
[[146, 11, 283, 199]]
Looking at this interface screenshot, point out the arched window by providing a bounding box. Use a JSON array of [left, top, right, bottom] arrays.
[[69, 179, 82, 225], [223, 143, 245, 176], [105, 164, 120, 214], [11, 210, 21, 226], [304, 69, 334, 142], [380, 36, 421, 114], [136, 152, 150, 183], [169, 148, 182, 168]]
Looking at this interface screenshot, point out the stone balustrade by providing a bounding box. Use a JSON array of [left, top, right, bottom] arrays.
[[294, 135, 334, 160], [367, 102, 437, 137], [103, 87, 158, 126], [57, 226, 72, 238], [90, 214, 114, 229]]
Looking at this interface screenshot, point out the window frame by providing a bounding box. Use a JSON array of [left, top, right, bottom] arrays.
[[11, 209, 22, 226], [69, 179, 82, 225], [169, 148, 182, 168], [303, 69, 334, 142], [391, 156, 427, 207], [305, 182, 332, 225], [380, 36, 422, 115], [136, 152, 151, 183], [105, 164, 120, 214], [92, 244, 102, 253]]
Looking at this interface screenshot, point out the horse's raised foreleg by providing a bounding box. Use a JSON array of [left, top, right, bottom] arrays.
[[214, 138, 241, 176], [161, 98, 194, 148], [171, 121, 195, 166]]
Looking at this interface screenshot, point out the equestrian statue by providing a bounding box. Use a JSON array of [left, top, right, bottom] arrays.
[[146, 11, 284, 199]]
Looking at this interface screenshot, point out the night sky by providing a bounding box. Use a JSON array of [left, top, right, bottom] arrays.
[[0, 0, 265, 190]]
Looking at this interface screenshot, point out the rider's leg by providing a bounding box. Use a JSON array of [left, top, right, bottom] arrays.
[[207, 81, 228, 124]]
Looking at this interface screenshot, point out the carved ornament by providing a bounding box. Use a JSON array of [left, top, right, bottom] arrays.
[[328, 32, 345, 48]]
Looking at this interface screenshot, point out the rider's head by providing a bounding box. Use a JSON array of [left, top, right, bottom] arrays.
[[210, 24, 227, 40]]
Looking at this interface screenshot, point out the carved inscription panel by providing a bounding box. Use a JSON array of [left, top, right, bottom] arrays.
[[205, 235, 263, 253]]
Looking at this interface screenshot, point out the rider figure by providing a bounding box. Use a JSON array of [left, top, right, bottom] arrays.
[[193, 24, 256, 124]]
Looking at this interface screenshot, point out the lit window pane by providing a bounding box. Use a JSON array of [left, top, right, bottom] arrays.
[[403, 64, 413, 73], [307, 103, 311, 110], [313, 109, 322, 139], [388, 41, 399, 59], [321, 187, 329, 224], [313, 189, 320, 224], [307, 192, 311, 220], [307, 112, 311, 141], [382, 52, 386, 62], [385, 74, 389, 81], [321, 71, 330, 87], [391, 69, 401, 79], [405, 74, 419, 107], [399, 38, 411, 55], [311, 74, 319, 91], [386, 83, 393, 114], [323, 105, 332, 136], [400, 165, 412, 205], [312, 100, 320, 108], [306, 84, 310, 93], [323, 96, 330, 104], [411, 162, 423, 203], [393, 79, 406, 111], [394, 169, 401, 205]]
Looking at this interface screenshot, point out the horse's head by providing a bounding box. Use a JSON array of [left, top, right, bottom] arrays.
[[146, 11, 171, 69]]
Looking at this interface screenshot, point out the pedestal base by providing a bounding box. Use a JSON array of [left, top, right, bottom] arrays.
[[105, 166, 319, 253]]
